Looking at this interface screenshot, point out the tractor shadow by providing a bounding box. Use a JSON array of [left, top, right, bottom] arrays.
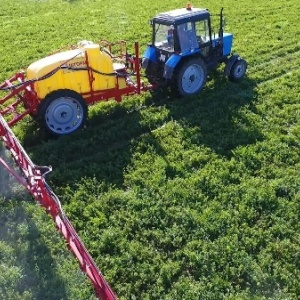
[[142, 71, 261, 156]]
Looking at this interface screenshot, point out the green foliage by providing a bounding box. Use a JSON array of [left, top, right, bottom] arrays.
[[1, 0, 300, 299]]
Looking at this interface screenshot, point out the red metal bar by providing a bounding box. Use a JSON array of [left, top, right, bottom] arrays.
[[98, 40, 127, 59], [0, 81, 31, 104], [0, 72, 38, 125], [134, 42, 141, 94], [0, 72, 24, 89], [0, 113, 117, 300], [84, 50, 96, 103]]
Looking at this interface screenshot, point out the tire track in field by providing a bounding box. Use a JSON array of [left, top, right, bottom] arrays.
[[249, 43, 300, 68], [247, 46, 300, 84], [251, 48, 300, 72], [257, 67, 300, 88]]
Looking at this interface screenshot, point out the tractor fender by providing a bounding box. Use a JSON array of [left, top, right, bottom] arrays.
[[224, 54, 242, 76], [141, 45, 157, 69], [163, 54, 181, 79]]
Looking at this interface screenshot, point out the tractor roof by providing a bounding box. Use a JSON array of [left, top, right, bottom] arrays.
[[153, 7, 210, 25]]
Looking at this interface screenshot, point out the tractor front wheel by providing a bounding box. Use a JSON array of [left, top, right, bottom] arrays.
[[176, 58, 207, 96], [228, 59, 247, 82], [38, 90, 87, 136]]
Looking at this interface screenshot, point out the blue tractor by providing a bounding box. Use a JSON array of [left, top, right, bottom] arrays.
[[142, 4, 247, 96]]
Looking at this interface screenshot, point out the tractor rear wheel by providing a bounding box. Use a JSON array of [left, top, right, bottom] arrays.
[[38, 90, 87, 136], [228, 59, 247, 82], [145, 60, 163, 85], [176, 58, 207, 96]]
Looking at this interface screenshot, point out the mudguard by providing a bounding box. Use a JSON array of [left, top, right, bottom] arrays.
[[142, 45, 157, 69], [224, 54, 241, 76], [163, 54, 181, 79]]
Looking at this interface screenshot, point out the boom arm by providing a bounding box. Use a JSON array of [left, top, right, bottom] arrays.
[[0, 114, 117, 300]]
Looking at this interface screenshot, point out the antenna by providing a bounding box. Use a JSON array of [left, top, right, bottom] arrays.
[[219, 7, 224, 40]]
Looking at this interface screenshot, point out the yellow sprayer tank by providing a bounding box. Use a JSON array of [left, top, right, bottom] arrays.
[[26, 42, 117, 100]]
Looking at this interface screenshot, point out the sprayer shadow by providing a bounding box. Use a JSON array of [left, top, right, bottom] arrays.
[[0, 198, 69, 299]]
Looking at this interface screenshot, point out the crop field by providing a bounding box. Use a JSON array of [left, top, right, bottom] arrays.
[[0, 0, 300, 299]]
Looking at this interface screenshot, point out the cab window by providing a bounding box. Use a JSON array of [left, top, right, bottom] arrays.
[[195, 19, 210, 43], [154, 24, 174, 51], [177, 22, 198, 52]]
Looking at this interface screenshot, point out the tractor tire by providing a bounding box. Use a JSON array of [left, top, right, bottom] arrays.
[[38, 90, 87, 136], [228, 58, 247, 82], [176, 58, 207, 96]]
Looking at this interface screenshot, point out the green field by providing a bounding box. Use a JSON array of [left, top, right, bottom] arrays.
[[1, 0, 300, 299]]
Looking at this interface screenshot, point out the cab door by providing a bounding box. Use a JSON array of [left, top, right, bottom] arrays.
[[195, 19, 211, 56]]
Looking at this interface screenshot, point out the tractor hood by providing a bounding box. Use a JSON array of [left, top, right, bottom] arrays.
[[211, 32, 233, 56]]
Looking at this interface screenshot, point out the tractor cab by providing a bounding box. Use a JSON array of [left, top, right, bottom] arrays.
[[142, 4, 246, 96], [151, 6, 212, 55]]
